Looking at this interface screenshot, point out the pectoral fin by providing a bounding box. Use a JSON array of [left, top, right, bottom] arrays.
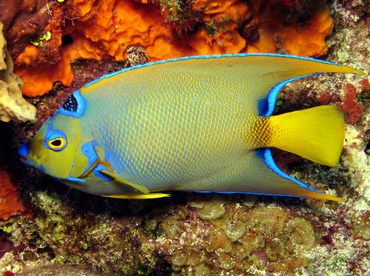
[[99, 169, 150, 194], [103, 193, 171, 199]]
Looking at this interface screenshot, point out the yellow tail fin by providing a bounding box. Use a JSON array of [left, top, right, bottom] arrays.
[[268, 105, 345, 167]]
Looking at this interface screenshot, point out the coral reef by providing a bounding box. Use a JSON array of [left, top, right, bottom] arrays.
[[0, 0, 368, 275], [0, 22, 36, 122], [9, 0, 334, 96]]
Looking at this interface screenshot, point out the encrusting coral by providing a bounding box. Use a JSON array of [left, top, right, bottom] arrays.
[[10, 0, 334, 96], [0, 22, 36, 122]]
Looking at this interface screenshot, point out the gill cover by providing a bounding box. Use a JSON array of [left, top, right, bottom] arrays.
[[26, 91, 94, 180]]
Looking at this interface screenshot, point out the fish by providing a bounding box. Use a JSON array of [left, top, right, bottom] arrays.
[[18, 54, 363, 201]]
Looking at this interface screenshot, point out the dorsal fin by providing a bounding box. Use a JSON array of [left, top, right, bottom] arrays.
[[82, 53, 362, 117]]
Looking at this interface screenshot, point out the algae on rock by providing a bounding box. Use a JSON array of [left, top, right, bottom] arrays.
[[0, 21, 36, 122]]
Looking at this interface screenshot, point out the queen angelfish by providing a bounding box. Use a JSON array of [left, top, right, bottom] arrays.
[[18, 54, 363, 201]]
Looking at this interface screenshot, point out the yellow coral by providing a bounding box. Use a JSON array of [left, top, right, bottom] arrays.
[[0, 22, 36, 122]]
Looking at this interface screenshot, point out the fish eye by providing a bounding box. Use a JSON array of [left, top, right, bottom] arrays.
[[45, 130, 68, 152], [47, 138, 66, 150]]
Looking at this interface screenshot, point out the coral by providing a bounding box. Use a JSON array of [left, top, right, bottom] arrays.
[[10, 0, 334, 96], [0, 22, 36, 122], [0, 167, 26, 221]]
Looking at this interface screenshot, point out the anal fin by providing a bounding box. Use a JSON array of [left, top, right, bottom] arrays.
[[260, 148, 343, 202]]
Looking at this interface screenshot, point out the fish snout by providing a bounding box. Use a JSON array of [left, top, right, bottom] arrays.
[[18, 143, 30, 163]]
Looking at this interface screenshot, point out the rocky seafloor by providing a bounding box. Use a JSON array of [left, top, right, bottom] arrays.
[[0, 1, 369, 275]]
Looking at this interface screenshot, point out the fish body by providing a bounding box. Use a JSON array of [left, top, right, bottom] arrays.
[[18, 54, 362, 201]]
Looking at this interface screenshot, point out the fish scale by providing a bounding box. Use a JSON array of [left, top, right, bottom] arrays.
[[85, 72, 251, 189]]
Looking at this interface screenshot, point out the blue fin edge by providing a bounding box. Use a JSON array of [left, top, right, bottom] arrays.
[[190, 190, 308, 199], [261, 148, 324, 194], [93, 164, 114, 182], [60, 176, 85, 183], [84, 53, 340, 88], [259, 74, 317, 116], [189, 148, 323, 199]]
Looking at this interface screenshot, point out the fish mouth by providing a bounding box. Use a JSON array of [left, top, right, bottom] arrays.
[[18, 143, 41, 167], [20, 156, 29, 164], [18, 143, 31, 164]]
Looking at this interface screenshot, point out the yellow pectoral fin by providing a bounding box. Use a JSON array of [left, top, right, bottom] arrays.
[[103, 193, 171, 199], [100, 170, 150, 194]]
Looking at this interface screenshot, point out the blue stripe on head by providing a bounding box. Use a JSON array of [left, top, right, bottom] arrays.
[[81, 141, 99, 175], [58, 90, 87, 118]]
